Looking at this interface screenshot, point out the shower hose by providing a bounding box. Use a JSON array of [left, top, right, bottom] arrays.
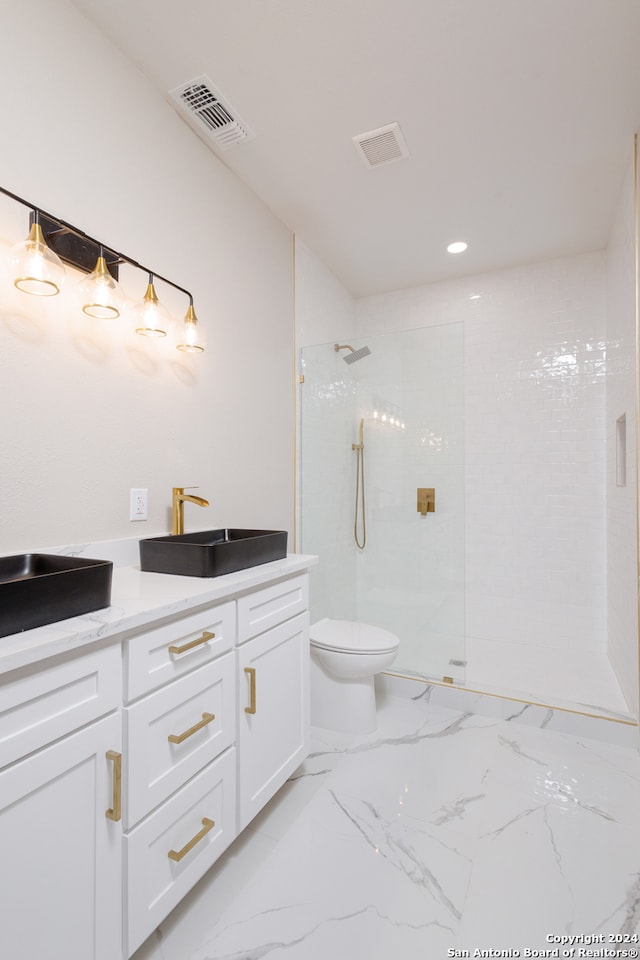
[[353, 419, 366, 550]]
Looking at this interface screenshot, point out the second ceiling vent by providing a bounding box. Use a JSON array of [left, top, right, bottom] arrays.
[[169, 75, 255, 152], [353, 122, 409, 168]]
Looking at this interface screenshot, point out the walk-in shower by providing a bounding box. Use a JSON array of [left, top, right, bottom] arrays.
[[300, 323, 465, 684]]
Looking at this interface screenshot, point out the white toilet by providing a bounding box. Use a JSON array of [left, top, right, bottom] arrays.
[[309, 618, 400, 734]]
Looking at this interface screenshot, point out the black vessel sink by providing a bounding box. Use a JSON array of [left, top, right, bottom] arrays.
[[139, 529, 288, 578], [0, 553, 113, 639]]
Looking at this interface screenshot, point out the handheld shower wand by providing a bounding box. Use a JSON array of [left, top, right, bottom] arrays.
[[352, 418, 366, 549]]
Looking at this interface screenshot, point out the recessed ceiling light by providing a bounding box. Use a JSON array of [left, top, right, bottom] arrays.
[[447, 241, 468, 254], [469, 294, 481, 300]]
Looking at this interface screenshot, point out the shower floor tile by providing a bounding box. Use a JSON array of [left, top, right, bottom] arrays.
[[131, 695, 640, 960]]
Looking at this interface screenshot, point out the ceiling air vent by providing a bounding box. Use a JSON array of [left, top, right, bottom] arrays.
[[353, 122, 409, 168], [169, 75, 255, 152]]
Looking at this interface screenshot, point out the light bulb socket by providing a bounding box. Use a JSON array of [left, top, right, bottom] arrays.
[[27, 221, 45, 248], [143, 278, 159, 305]]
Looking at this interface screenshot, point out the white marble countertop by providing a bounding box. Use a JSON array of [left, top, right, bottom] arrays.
[[0, 540, 317, 677]]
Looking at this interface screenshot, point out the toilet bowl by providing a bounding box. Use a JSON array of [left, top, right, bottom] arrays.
[[310, 618, 400, 734]]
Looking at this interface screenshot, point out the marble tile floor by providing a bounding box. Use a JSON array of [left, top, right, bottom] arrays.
[[132, 692, 640, 960]]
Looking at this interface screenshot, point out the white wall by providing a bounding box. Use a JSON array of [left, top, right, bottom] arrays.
[[356, 253, 608, 661], [605, 147, 639, 717], [0, 0, 294, 552], [295, 238, 356, 351]]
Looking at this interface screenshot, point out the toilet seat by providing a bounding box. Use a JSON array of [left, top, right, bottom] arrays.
[[310, 618, 399, 655]]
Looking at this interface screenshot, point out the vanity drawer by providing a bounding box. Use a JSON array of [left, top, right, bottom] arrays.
[[237, 574, 308, 643], [125, 601, 235, 701], [125, 746, 236, 957], [0, 645, 121, 769], [125, 651, 235, 827]]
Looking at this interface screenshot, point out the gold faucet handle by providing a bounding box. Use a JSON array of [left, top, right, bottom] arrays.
[[417, 488, 435, 515]]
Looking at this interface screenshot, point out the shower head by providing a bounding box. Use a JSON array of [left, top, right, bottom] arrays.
[[334, 343, 372, 364]]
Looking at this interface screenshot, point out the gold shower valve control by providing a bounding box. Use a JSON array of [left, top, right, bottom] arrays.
[[417, 488, 435, 516]]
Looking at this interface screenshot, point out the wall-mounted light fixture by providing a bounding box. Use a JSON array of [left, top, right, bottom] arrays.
[[0, 185, 206, 353]]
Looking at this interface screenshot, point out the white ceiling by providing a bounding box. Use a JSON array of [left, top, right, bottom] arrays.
[[72, 0, 640, 297]]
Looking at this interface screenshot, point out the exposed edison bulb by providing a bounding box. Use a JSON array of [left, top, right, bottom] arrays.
[[79, 254, 122, 319], [9, 217, 65, 296], [176, 301, 206, 353], [132, 275, 170, 338]]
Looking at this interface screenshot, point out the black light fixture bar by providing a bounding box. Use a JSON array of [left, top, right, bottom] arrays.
[[33, 212, 121, 279], [0, 184, 194, 301]]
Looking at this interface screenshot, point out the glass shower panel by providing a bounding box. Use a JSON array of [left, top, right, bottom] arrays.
[[299, 342, 359, 625], [300, 322, 465, 684]]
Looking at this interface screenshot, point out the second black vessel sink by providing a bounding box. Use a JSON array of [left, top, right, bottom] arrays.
[[0, 553, 113, 639], [139, 529, 288, 578]]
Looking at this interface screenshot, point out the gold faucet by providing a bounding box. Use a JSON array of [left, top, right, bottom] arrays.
[[171, 486, 209, 535]]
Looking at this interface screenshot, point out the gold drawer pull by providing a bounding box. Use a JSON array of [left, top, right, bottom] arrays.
[[168, 630, 215, 655], [168, 712, 215, 744], [168, 817, 215, 862], [105, 750, 122, 822], [244, 666, 256, 715]]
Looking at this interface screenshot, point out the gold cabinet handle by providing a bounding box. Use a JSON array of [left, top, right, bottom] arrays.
[[168, 712, 215, 744], [167, 817, 215, 862], [105, 750, 122, 822], [168, 630, 215, 655], [244, 666, 256, 715]]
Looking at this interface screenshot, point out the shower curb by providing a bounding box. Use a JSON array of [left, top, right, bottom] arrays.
[[376, 673, 639, 750]]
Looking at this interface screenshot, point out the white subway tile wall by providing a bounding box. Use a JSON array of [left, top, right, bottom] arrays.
[[464, 254, 607, 655], [605, 155, 639, 717]]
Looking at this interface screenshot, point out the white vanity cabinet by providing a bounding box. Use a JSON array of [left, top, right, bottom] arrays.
[[237, 575, 310, 830], [0, 645, 123, 960], [0, 559, 314, 960]]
